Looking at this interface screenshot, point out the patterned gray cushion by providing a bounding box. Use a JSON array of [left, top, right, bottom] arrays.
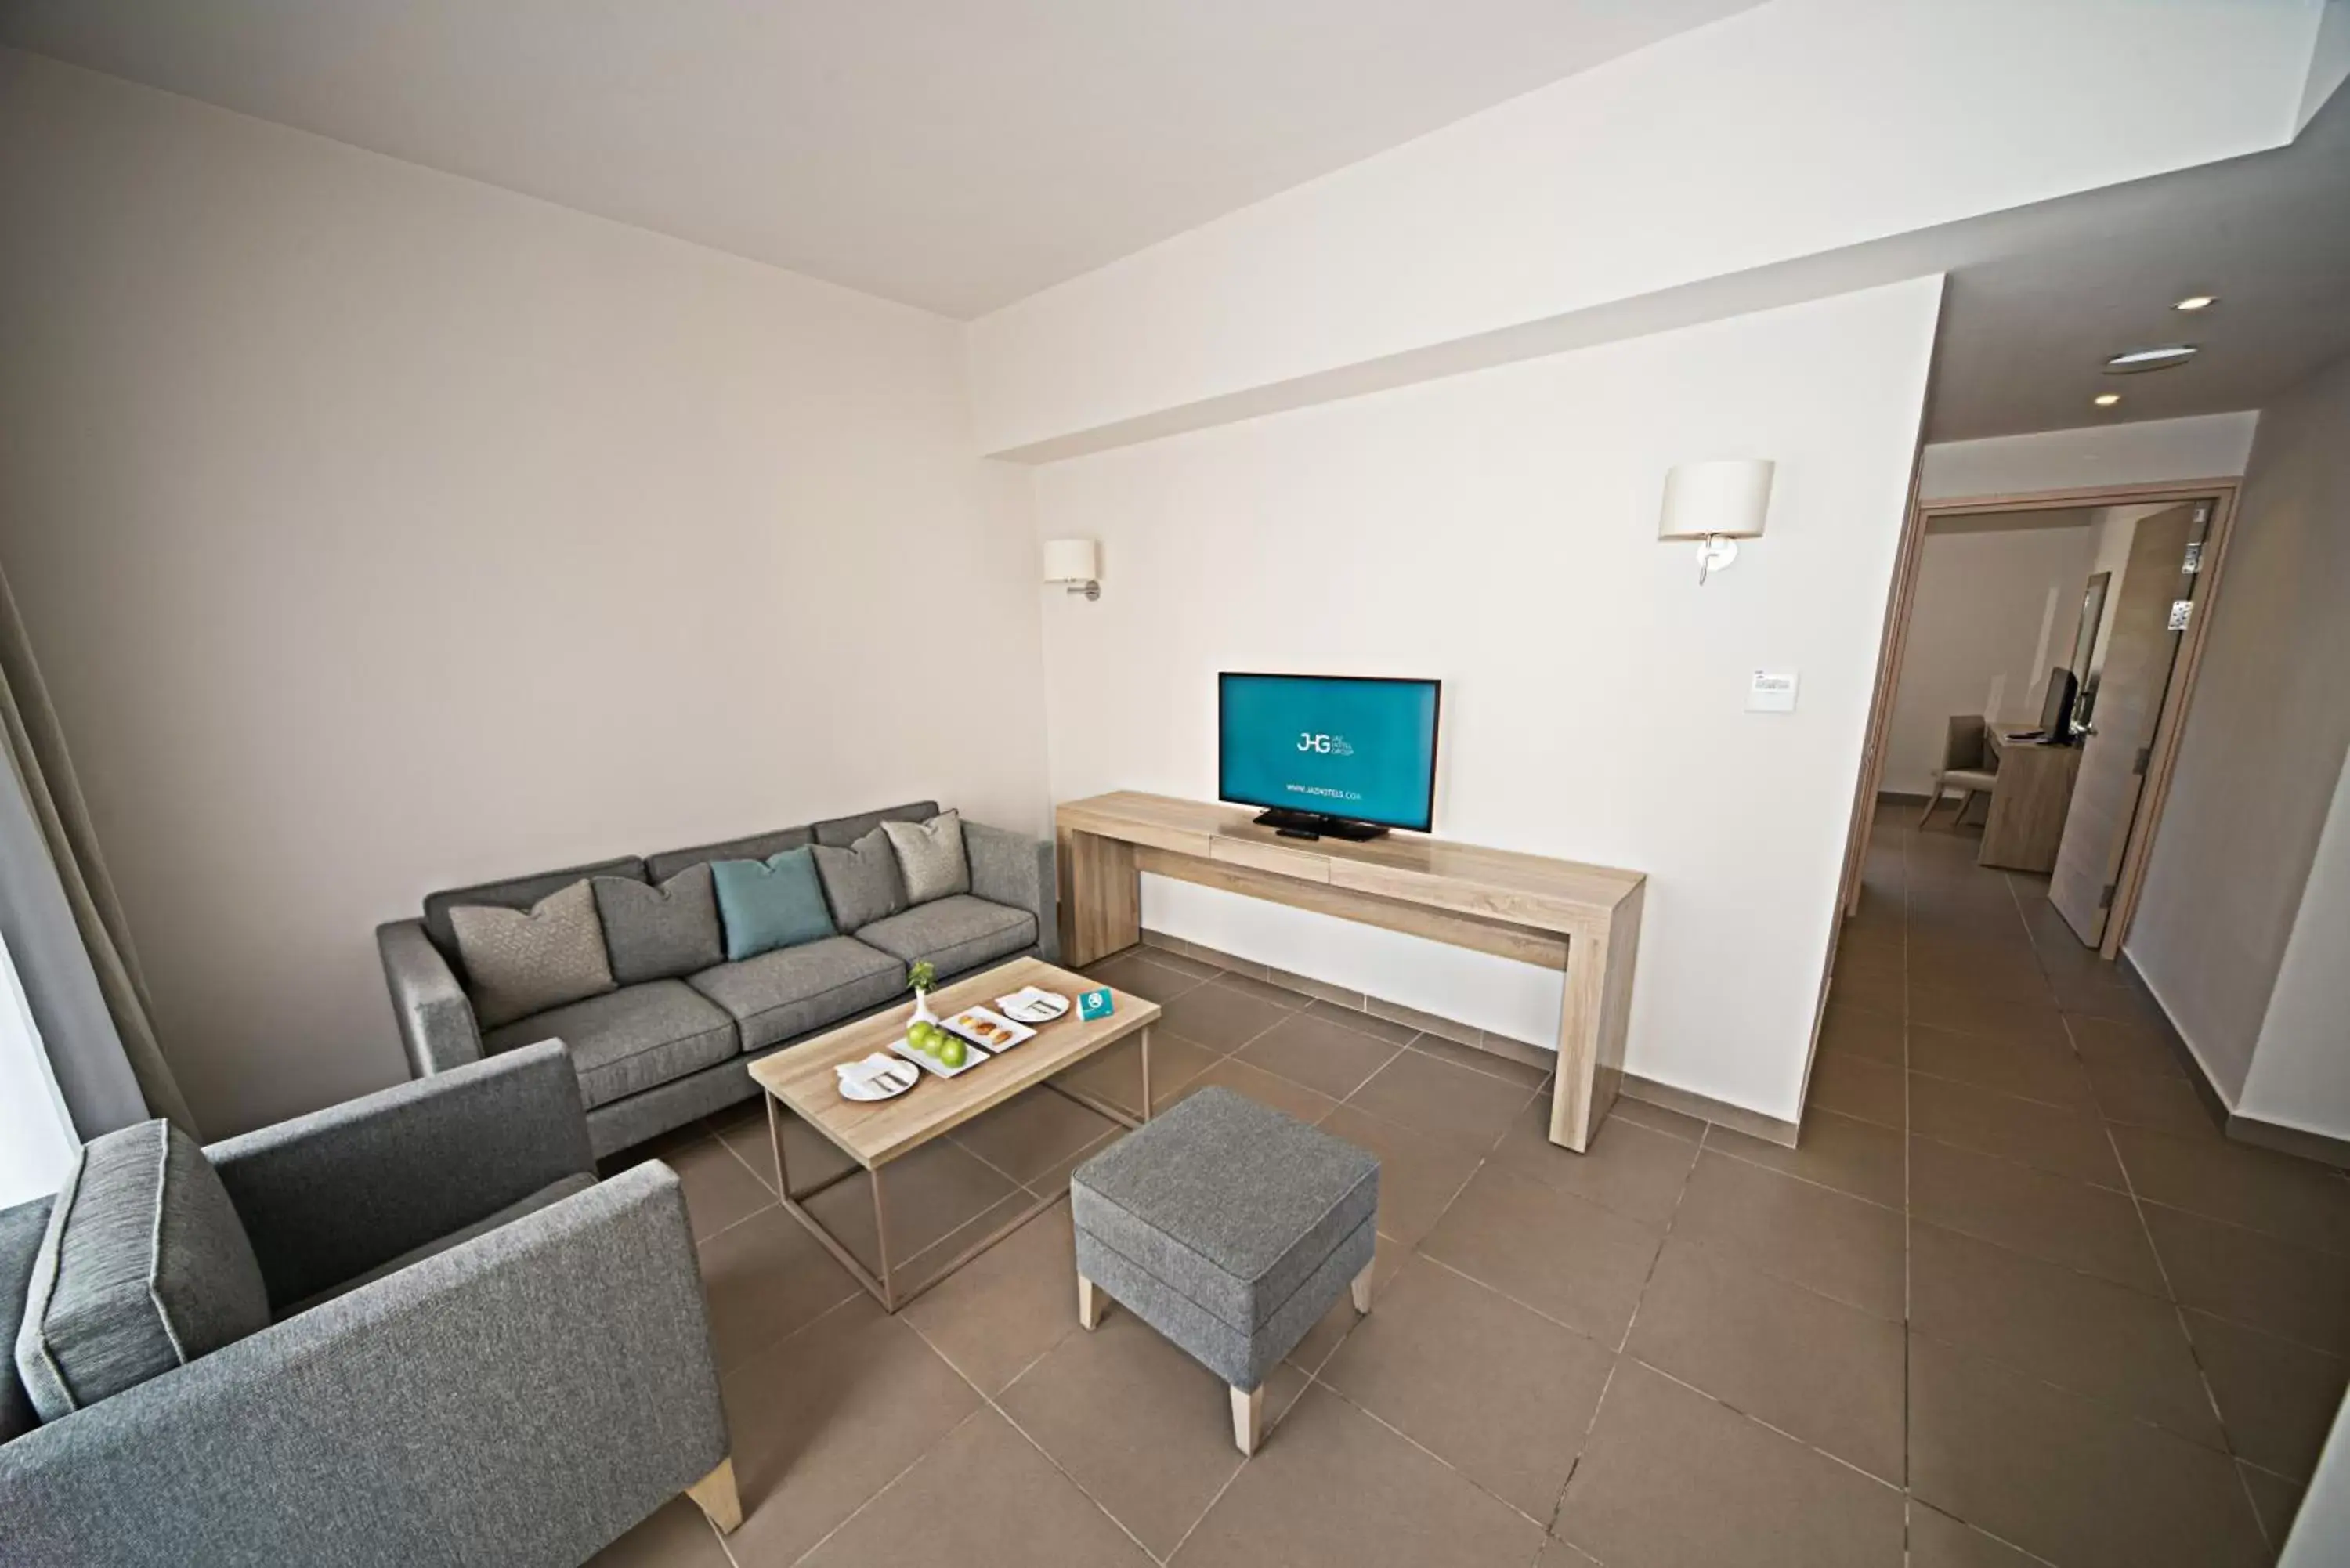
[[450, 880, 617, 1029], [644, 826, 812, 887], [15, 1122, 272, 1421], [812, 800, 941, 848], [884, 811, 970, 905], [421, 856, 645, 970], [592, 866, 724, 986], [812, 826, 906, 931]]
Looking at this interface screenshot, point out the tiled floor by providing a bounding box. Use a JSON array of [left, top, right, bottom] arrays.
[[591, 801, 2349, 1567]]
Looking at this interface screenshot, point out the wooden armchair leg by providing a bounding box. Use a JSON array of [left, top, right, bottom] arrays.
[[1918, 786, 1941, 828], [1231, 1383, 1264, 1457], [687, 1457, 742, 1535], [1077, 1274, 1104, 1330], [1351, 1263, 1373, 1314]]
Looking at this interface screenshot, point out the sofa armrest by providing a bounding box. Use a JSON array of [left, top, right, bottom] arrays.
[[966, 819, 1058, 961], [207, 1040, 595, 1310], [0, 1164, 726, 1568], [378, 916, 483, 1076]]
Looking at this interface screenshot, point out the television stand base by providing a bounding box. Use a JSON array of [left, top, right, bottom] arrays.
[[1251, 808, 1390, 843]]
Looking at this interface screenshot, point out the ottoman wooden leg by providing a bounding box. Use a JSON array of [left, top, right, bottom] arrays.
[[1077, 1274, 1104, 1330], [1231, 1384, 1264, 1457], [1351, 1262, 1373, 1313], [687, 1457, 741, 1534]]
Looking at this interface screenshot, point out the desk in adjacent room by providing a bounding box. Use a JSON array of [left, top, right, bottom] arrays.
[[1976, 728, 2084, 874]]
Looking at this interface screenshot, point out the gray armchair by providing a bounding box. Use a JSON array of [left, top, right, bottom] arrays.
[[1, 1042, 738, 1568]]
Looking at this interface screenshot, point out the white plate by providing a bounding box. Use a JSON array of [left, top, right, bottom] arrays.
[[836, 1053, 918, 1101], [890, 1032, 991, 1078], [996, 986, 1071, 1024], [942, 1006, 1037, 1052]]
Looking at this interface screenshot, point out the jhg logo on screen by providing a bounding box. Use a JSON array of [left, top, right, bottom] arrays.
[[1294, 732, 1355, 757]]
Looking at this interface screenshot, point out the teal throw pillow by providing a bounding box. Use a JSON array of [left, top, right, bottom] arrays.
[[711, 847, 836, 961]]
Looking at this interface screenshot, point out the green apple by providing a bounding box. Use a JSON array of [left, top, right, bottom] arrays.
[[938, 1039, 967, 1069]]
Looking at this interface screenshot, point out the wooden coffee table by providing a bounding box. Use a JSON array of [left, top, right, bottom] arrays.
[[747, 956, 1161, 1312]]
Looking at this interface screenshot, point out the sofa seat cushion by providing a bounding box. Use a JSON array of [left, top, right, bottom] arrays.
[[689, 936, 906, 1051], [283, 1172, 598, 1317], [483, 980, 736, 1111], [855, 894, 1036, 977]]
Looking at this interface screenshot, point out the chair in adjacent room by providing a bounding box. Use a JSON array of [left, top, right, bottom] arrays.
[[1919, 714, 2001, 827]]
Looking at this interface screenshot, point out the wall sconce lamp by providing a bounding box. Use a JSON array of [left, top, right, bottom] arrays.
[[1658, 459, 1774, 585], [1043, 538, 1101, 601]]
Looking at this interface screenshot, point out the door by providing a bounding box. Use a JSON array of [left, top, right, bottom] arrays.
[[2049, 501, 2211, 945]]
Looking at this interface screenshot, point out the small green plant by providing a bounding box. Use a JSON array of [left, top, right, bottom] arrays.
[[907, 960, 937, 995]]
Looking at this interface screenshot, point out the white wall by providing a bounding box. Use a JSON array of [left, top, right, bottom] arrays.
[[971, 2, 2319, 457], [0, 54, 1050, 1136], [1035, 276, 1943, 1122], [2241, 757, 2350, 1133], [1882, 522, 2097, 796], [1918, 412, 2258, 500], [2128, 354, 2350, 1125]]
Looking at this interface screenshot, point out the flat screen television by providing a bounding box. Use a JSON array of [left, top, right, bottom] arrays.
[[1218, 673, 1441, 840], [2038, 666, 2079, 742]]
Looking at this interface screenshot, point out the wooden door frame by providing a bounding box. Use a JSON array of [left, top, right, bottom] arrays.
[[1835, 475, 2243, 960]]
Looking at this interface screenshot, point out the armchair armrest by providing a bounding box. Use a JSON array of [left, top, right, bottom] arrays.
[[966, 819, 1058, 961], [378, 916, 483, 1075], [208, 1040, 593, 1310], [0, 1164, 727, 1568]]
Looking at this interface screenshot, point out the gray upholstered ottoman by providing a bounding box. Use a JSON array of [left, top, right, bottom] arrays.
[[1069, 1086, 1379, 1454]]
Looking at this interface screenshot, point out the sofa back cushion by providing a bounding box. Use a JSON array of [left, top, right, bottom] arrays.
[[812, 826, 907, 931], [884, 811, 971, 905], [592, 865, 725, 985], [449, 881, 617, 1029], [14, 1122, 271, 1422], [645, 826, 813, 887], [422, 856, 646, 972], [1, 1196, 53, 1441], [812, 800, 941, 849], [711, 847, 837, 961]]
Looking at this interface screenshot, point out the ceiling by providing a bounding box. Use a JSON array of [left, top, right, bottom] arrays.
[[0, 0, 1758, 320]]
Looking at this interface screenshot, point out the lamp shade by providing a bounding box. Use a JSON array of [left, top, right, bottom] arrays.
[[1042, 537, 1099, 583], [1658, 460, 1774, 540]]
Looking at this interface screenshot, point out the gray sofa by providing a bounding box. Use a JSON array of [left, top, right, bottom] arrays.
[[378, 799, 1057, 1158], [0, 1042, 735, 1568]]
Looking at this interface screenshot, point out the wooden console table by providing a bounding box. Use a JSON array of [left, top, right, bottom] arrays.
[[1054, 793, 1646, 1152]]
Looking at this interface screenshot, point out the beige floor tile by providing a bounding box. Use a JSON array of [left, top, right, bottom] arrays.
[[1909, 1072, 2125, 1187], [1608, 1094, 1708, 1143], [1831, 966, 1907, 1019], [1159, 981, 1296, 1053], [1168, 1386, 1546, 1566], [898, 1202, 1079, 1395], [1404, 1031, 1549, 1088], [1710, 1109, 1905, 1208], [2183, 1310, 2350, 1481], [797, 1405, 1154, 1568], [2048, 970, 2171, 1027], [1235, 1010, 1405, 1100], [1909, 985, 2070, 1048], [1489, 1095, 1701, 1223], [1626, 1237, 1907, 1483], [1668, 1150, 1905, 1321], [1910, 1135, 2165, 1293], [1090, 948, 1210, 1005], [1023, 1126, 1124, 1200], [1286, 1232, 1402, 1373], [1819, 1003, 1906, 1067], [721, 1295, 981, 1567], [1201, 970, 1309, 1010], [1419, 1163, 1661, 1343], [1907, 1335, 2267, 1568], [718, 1102, 853, 1195], [1807, 1050, 1907, 1130], [2066, 1013, 2187, 1078], [801, 1136, 1019, 1279], [2144, 1202, 2350, 1354], [1345, 1047, 1535, 1147], [996, 1304, 1251, 1559], [1130, 941, 1222, 978], [1303, 996, 1419, 1045], [1051, 1031, 1219, 1118], [1556, 1359, 1905, 1568], [694, 1205, 862, 1371], [950, 1089, 1121, 1185], [1319, 1255, 1615, 1519], [625, 1131, 778, 1241], [2238, 1465, 2308, 1551], [1535, 1539, 1608, 1567], [584, 1497, 731, 1568], [1905, 1504, 2047, 1568], [1174, 1055, 1342, 1125], [2112, 1125, 2350, 1256], [1908, 1220, 2221, 1448], [1909, 1024, 2097, 1111], [1314, 1103, 1484, 1248], [2086, 1061, 2222, 1140]]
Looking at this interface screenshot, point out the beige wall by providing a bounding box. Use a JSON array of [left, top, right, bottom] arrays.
[[0, 54, 1050, 1136], [2128, 353, 2350, 1122]]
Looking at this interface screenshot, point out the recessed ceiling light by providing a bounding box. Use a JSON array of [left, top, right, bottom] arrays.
[[2173, 295, 2217, 312], [2103, 345, 2198, 374], [2094, 393, 2121, 407]]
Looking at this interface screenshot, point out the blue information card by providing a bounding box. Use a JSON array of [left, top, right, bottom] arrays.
[[1078, 987, 1114, 1021]]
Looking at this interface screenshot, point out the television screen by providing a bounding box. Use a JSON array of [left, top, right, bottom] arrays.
[[1218, 673, 1441, 833]]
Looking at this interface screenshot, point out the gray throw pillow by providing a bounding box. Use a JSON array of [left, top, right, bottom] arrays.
[[449, 880, 616, 1028], [884, 810, 970, 905], [812, 826, 906, 931], [15, 1121, 272, 1421], [592, 865, 723, 985]]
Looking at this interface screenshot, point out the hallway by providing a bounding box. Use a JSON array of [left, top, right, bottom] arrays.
[[1825, 798, 2350, 1564]]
